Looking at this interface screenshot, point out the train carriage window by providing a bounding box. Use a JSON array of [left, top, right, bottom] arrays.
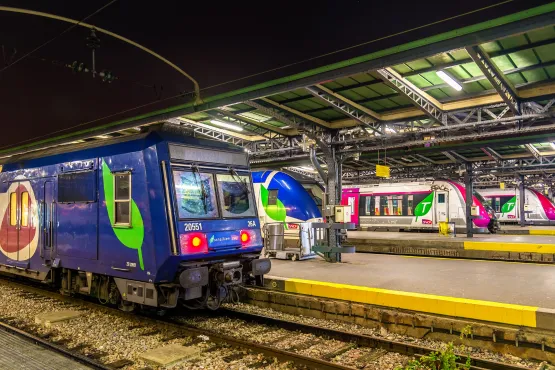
[[216, 174, 256, 218], [9, 192, 16, 226], [173, 170, 219, 219], [407, 195, 414, 216], [114, 173, 132, 225], [438, 194, 446, 204], [58, 171, 96, 203], [21, 192, 29, 227]]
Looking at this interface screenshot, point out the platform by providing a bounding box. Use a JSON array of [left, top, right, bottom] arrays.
[[499, 225, 555, 236], [0, 328, 92, 370], [265, 253, 555, 329], [347, 231, 555, 262]]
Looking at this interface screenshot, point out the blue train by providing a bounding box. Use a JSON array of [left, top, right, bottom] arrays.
[[252, 170, 322, 236], [0, 124, 270, 310]]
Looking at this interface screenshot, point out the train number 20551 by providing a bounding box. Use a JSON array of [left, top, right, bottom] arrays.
[[184, 223, 203, 231]]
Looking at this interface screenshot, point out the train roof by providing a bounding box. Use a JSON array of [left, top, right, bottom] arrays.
[[0, 123, 245, 170]]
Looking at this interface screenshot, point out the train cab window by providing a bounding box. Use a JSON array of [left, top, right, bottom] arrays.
[[114, 173, 131, 225], [216, 174, 256, 218], [437, 194, 446, 204], [9, 192, 16, 226], [268, 189, 278, 206], [173, 170, 219, 219], [21, 192, 29, 227]]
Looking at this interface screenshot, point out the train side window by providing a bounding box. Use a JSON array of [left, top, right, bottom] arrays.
[[114, 173, 131, 225], [9, 192, 16, 226], [438, 194, 446, 204], [407, 195, 414, 216], [21, 192, 29, 227], [268, 189, 278, 206]]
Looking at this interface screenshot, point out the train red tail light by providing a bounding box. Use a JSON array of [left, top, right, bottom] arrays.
[[180, 232, 208, 255], [240, 230, 258, 248]]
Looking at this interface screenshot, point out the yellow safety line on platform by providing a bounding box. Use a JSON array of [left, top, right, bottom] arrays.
[[281, 277, 538, 327], [529, 230, 555, 236], [464, 241, 555, 254]]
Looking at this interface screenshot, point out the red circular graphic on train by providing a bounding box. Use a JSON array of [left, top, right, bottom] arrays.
[[0, 181, 38, 261]]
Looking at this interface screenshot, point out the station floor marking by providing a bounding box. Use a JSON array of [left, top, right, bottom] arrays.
[[277, 277, 538, 327]]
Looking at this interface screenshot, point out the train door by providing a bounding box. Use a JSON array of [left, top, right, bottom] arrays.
[[435, 191, 448, 223], [6, 182, 34, 265], [42, 181, 54, 261]]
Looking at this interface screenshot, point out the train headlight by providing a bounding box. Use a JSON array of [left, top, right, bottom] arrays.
[[180, 232, 208, 255], [239, 230, 258, 248]]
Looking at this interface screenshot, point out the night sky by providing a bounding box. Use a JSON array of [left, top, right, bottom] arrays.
[[0, 0, 552, 149]]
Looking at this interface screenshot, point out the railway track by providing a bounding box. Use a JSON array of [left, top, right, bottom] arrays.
[[0, 317, 110, 370], [0, 276, 535, 370]]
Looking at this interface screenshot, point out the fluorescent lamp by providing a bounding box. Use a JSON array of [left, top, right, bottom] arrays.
[[298, 166, 315, 171], [436, 70, 462, 91], [385, 127, 396, 134], [210, 120, 243, 132], [550, 142, 555, 150]]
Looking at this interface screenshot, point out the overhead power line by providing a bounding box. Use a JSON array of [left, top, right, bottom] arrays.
[[0, 0, 118, 74]]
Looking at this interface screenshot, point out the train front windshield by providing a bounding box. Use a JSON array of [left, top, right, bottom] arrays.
[[473, 189, 496, 217], [172, 170, 256, 219]]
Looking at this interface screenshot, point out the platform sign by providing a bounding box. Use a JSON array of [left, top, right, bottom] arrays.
[[376, 164, 390, 178], [500, 182, 505, 189]]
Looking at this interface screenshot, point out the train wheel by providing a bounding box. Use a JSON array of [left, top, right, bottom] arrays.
[[118, 298, 135, 312]]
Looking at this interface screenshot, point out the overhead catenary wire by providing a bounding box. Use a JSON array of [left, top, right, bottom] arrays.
[[0, 0, 518, 152], [0, 4, 202, 104], [0, 0, 118, 73]]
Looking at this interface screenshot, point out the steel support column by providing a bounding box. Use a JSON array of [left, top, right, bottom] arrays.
[[465, 163, 474, 238], [519, 174, 526, 227]]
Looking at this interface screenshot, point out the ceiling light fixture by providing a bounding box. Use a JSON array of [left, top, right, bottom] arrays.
[[436, 70, 463, 91], [550, 142, 555, 150], [209, 120, 243, 132]]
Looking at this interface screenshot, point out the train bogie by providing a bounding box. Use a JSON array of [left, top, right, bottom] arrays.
[[0, 125, 270, 310]]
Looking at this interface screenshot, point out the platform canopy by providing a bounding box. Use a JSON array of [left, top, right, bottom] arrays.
[[2, 4, 555, 189]]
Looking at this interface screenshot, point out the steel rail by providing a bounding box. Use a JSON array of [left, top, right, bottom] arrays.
[[0, 319, 110, 370]]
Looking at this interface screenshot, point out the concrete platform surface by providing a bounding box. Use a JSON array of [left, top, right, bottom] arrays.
[[266, 253, 555, 329], [35, 310, 83, 327], [0, 328, 92, 369], [140, 343, 200, 366]]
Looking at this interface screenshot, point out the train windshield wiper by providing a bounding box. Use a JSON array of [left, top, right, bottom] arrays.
[[229, 167, 250, 197], [192, 166, 208, 213]]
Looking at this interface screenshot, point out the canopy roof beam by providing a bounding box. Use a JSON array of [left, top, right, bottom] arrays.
[[376, 68, 446, 125], [465, 45, 520, 115], [305, 86, 383, 134]]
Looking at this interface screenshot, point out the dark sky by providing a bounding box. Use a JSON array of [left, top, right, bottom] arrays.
[[0, 0, 552, 149]]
